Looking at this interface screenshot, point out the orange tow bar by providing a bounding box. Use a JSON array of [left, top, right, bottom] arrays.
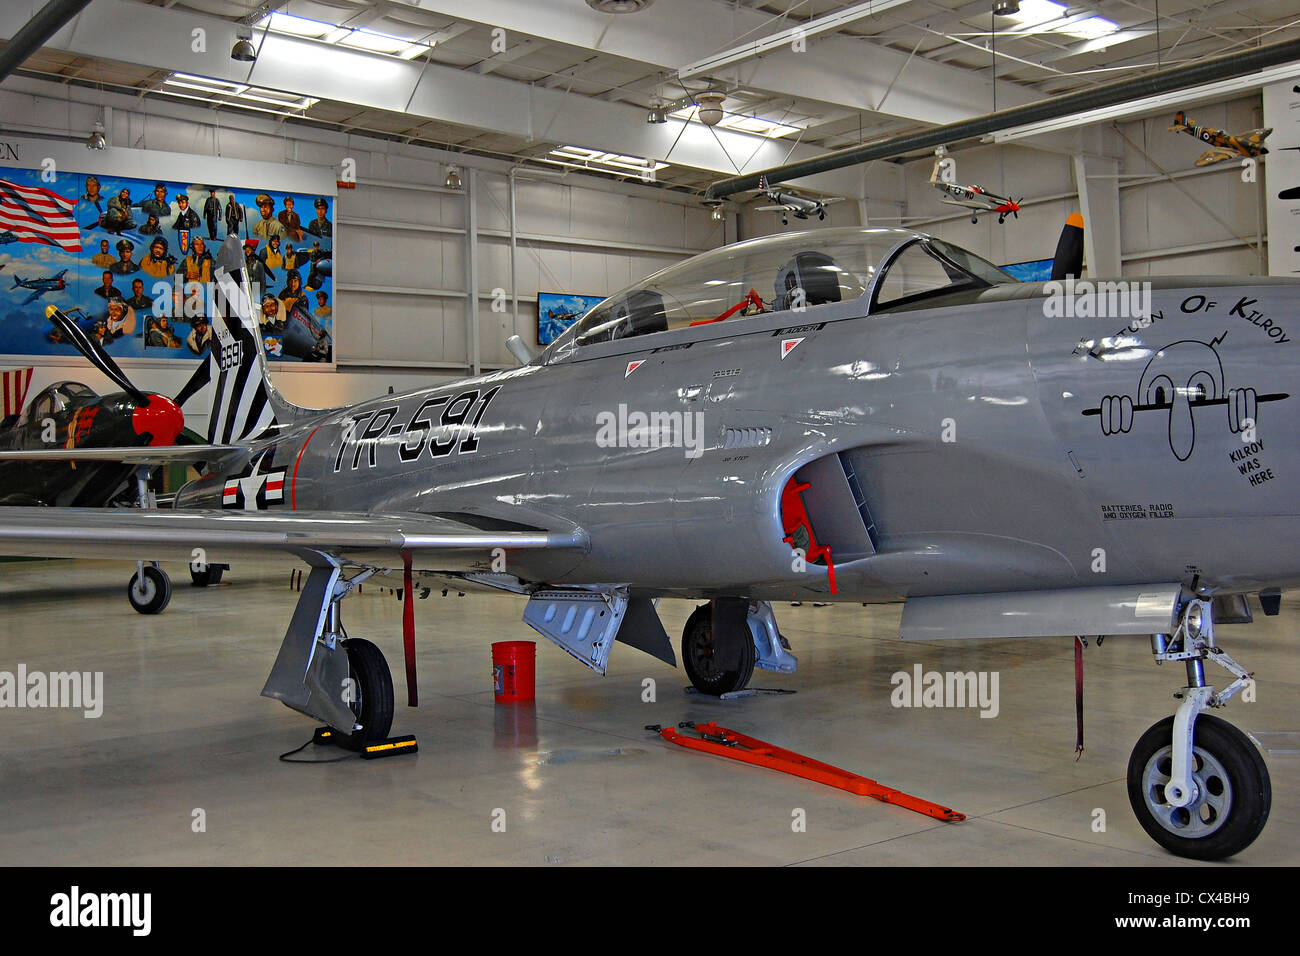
[[652, 721, 965, 823]]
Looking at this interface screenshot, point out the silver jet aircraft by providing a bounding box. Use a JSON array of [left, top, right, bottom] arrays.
[[0, 228, 1292, 861]]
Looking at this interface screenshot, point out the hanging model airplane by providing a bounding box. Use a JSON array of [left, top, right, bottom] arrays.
[[929, 160, 1021, 224], [1168, 111, 1272, 166], [9, 269, 69, 306], [0, 228, 1291, 861], [754, 175, 843, 225]]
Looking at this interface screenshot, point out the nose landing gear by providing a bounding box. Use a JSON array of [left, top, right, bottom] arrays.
[[1128, 598, 1270, 859]]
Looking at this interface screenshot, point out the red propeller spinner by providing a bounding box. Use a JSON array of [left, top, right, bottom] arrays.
[[132, 394, 184, 446]]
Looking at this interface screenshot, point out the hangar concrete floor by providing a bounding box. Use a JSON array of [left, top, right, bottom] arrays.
[[0, 558, 1295, 866]]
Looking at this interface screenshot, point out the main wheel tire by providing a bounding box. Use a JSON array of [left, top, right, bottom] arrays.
[[681, 603, 755, 696], [189, 564, 226, 587], [127, 565, 171, 615], [1127, 713, 1270, 860], [336, 638, 395, 751]]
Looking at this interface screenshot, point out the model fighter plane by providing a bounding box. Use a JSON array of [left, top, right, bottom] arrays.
[[0, 227, 1291, 861], [1168, 110, 1272, 166], [755, 175, 843, 225], [929, 160, 1021, 223]]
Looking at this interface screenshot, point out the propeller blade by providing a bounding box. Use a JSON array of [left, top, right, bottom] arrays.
[[45, 305, 150, 404], [1050, 212, 1085, 281]]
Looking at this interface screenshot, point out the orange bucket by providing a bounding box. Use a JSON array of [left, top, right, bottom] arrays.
[[492, 641, 536, 703]]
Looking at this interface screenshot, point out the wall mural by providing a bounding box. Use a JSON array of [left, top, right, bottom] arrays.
[[0, 169, 333, 363]]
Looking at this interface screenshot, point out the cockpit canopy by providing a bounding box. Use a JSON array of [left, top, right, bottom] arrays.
[[18, 381, 96, 426], [548, 227, 1013, 353]]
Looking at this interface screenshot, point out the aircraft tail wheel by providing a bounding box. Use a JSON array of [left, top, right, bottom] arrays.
[[336, 638, 395, 751], [190, 564, 226, 587], [970, 215, 978, 224], [681, 603, 755, 696], [1127, 713, 1270, 860], [127, 565, 171, 615]]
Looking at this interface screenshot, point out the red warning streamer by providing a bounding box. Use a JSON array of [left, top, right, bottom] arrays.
[[402, 551, 418, 707]]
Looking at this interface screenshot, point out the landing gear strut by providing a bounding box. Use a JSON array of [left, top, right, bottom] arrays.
[[127, 469, 171, 614], [261, 559, 396, 745], [1128, 597, 1270, 859]]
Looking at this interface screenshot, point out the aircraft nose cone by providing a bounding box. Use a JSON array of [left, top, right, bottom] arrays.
[[132, 394, 184, 446]]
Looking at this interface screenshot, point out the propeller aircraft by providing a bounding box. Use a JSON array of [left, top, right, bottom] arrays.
[[1168, 111, 1272, 167], [928, 160, 1021, 224], [755, 175, 843, 225], [10, 269, 69, 306]]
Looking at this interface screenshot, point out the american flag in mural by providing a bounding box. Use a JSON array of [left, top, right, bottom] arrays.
[[0, 178, 82, 252], [2, 367, 34, 419]]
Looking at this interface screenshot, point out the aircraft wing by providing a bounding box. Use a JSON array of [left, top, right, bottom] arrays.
[[21, 290, 42, 306], [0, 445, 245, 465], [753, 204, 790, 212], [0, 506, 588, 569], [1195, 148, 1237, 167]]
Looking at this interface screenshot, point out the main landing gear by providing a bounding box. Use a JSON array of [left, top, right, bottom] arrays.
[[261, 559, 395, 747], [681, 599, 797, 695], [1128, 598, 1269, 859]]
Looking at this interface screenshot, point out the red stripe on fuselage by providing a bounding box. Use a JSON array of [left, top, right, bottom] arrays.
[[291, 426, 321, 511]]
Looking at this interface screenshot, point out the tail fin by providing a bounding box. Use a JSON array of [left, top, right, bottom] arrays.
[[1051, 213, 1085, 281], [175, 236, 321, 445]]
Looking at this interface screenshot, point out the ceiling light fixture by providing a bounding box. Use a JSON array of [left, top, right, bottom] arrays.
[[695, 90, 726, 127], [992, 0, 1020, 15], [231, 29, 257, 62], [85, 118, 106, 150], [445, 165, 463, 190], [586, 0, 655, 12]]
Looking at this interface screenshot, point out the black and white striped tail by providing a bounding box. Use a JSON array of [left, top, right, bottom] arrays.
[[175, 236, 311, 445]]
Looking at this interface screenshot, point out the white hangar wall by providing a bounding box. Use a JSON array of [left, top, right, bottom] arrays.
[[0, 74, 721, 432]]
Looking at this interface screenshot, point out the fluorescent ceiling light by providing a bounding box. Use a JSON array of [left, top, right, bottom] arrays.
[[338, 29, 413, 54], [986, 63, 1300, 143], [1061, 15, 1120, 40], [161, 73, 318, 115], [256, 13, 333, 38], [255, 15, 436, 61], [668, 105, 801, 138], [545, 145, 669, 176], [1005, 0, 1066, 28]]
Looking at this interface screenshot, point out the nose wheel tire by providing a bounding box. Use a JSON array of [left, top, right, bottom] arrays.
[[681, 603, 755, 696], [127, 565, 171, 615], [335, 638, 395, 752], [1127, 713, 1270, 860]]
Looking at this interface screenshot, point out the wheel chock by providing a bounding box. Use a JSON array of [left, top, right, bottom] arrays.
[[360, 735, 419, 760], [311, 726, 419, 759], [654, 721, 964, 823]]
